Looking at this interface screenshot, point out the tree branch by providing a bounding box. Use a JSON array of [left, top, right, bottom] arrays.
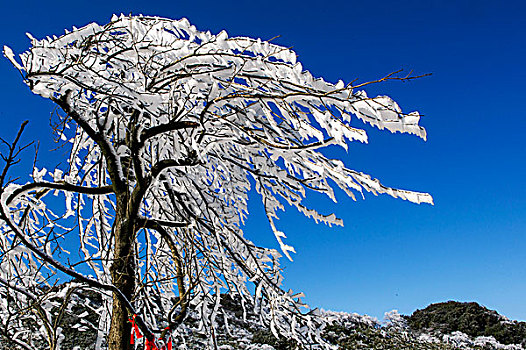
[[6, 181, 113, 206], [0, 121, 29, 187], [136, 217, 189, 328], [51, 92, 126, 194], [139, 121, 199, 147]]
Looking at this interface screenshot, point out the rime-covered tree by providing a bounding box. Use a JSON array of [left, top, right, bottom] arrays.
[[1, 15, 432, 350]]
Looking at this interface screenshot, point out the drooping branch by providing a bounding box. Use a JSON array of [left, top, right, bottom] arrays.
[[136, 217, 189, 328]]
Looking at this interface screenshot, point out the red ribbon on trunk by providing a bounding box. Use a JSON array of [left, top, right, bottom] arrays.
[[129, 314, 143, 345], [165, 327, 172, 350], [129, 317, 173, 350], [145, 338, 156, 350], [144, 336, 172, 350]]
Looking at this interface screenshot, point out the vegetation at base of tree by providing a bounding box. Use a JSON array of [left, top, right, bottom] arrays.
[[252, 330, 298, 350], [320, 322, 456, 350], [407, 301, 526, 347], [0, 285, 104, 350]]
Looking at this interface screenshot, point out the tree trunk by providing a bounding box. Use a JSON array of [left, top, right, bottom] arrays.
[[108, 207, 136, 350]]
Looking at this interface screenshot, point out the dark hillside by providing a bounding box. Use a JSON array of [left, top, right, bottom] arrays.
[[407, 301, 526, 346]]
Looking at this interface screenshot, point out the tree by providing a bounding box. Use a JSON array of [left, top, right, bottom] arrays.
[[1, 14, 432, 350]]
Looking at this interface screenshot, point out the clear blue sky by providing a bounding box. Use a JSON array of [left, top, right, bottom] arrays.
[[1, 0, 525, 321]]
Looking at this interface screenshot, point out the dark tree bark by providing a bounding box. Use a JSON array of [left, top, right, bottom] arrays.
[[108, 197, 136, 350]]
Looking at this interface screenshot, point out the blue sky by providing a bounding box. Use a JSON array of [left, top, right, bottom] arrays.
[[1, 0, 525, 321]]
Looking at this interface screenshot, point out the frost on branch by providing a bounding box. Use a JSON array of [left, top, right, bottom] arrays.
[[1, 14, 431, 349]]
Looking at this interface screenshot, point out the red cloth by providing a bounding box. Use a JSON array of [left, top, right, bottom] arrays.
[[129, 315, 173, 350], [129, 314, 143, 345], [145, 338, 157, 350], [145, 337, 173, 350]]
